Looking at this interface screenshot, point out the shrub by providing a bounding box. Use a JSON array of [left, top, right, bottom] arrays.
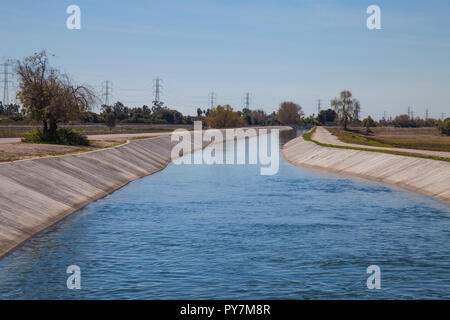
[[393, 114, 416, 128], [103, 112, 116, 131], [22, 128, 90, 146], [436, 118, 450, 135], [361, 116, 376, 128], [206, 105, 245, 128]]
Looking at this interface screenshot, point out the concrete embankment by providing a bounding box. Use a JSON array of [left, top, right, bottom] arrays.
[[282, 135, 450, 205], [0, 127, 288, 259], [0, 136, 188, 259]]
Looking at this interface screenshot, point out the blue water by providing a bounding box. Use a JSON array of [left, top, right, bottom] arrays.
[[0, 131, 449, 299]]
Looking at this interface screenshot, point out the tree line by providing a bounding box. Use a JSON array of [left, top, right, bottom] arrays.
[[5, 51, 449, 146]]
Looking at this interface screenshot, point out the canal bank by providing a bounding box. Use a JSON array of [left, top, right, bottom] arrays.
[[1, 130, 448, 299], [0, 126, 289, 259], [282, 134, 450, 205]]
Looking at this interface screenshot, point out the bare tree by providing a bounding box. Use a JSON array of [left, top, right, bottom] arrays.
[[249, 109, 267, 125], [331, 90, 360, 130], [15, 51, 96, 140], [276, 102, 304, 125]]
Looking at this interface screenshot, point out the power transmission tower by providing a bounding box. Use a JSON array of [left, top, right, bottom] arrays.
[[411, 110, 415, 119], [441, 113, 446, 120], [244, 92, 251, 109], [407, 106, 411, 118], [317, 99, 322, 115], [153, 78, 163, 106], [425, 108, 429, 120], [208, 92, 216, 109], [1, 60, 13, 105], [102, 80, 113, 105], [383, 111, 387, 121]]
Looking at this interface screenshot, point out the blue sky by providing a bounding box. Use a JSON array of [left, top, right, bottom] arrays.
[[1, 0, 449, 118]]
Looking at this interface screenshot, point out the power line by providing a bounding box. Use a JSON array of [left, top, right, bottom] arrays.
[[209, 92, 216, 109], [1, 60, 13, 105], [153, 78, 163, 105], [101, 80, 113, 105], [244, 92, 251, 109]]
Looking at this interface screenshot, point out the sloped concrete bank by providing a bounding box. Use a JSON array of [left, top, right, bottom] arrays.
[[0, 136, 187, 259], [0, 127, 289, 259], [282, 136, 450, 205]]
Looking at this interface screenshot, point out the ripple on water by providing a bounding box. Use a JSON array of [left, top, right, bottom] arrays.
[[0, 138, 449, 299]]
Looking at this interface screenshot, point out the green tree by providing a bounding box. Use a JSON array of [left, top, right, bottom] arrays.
[[241, 108, 252, 124], [303, 115, 320, 126], [104, 112, 116, 132], [361, 116, 376, 128], [206, 105, 244, 128], [436, 118, 450, 135], [317, 108, 337, 124]]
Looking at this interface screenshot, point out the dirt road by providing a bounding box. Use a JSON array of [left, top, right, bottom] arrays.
[[312, 127, 450, 158]]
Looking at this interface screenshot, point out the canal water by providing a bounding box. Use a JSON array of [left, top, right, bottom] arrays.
[[0, 130, 449, 299]]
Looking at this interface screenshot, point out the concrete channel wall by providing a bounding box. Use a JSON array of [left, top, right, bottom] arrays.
[[282, 136, 450, 206], [0, 127, 288, 259], [0, 136, 190, 259]]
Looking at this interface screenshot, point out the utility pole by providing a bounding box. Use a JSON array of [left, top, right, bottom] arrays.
[[209, 92, 216, 109], [102, 80, 113, 105], [153, 78, 163, 106], [1, 60, 13, 105], [244, 92, 251, 109]]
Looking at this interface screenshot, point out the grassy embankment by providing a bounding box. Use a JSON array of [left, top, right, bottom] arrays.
[[302, 127, 450, 163]]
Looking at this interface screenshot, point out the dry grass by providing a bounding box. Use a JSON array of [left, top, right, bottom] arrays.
[[327, 127, 450, 152], [0, 123, 193, 138], [303, 127, 450, 162], [0, 139, 126, 163]]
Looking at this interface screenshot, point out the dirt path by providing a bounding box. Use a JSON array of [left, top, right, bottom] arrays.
[[0, 132, 172, 162], [312, 127, 450, 158], [0, 132, 173, 144]]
